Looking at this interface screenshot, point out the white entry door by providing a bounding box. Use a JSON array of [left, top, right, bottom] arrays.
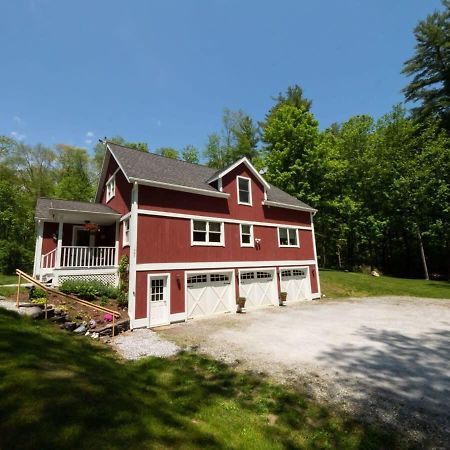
[[186, 271, 233, 319], [279, 267, 311, 302], [239, 269, 277, 309], [148, 275, 170, 327]]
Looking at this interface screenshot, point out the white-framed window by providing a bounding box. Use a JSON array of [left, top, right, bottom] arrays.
[[240, 223, 254, 247], [106, 175, 116, 202], [278, 227, 299, 247], [122, 218, 130, 247], [191, 220, 224, 246], [237, 176, 252, 205]]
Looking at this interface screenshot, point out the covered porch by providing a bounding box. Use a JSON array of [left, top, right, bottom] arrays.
[[34, 198, 122, 286]]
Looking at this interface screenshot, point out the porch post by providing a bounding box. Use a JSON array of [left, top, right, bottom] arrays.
[[33, 220, 44, 278], [55, 218, 63, 269], [128, 182, 138, 329], [114, 220, 119, 266]]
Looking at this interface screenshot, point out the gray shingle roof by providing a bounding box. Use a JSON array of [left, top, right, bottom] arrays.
[[36, 198, 121, 220], [105, 142, 315, 211]]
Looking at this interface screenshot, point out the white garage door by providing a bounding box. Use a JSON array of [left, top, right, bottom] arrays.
[[280, 267, 311, 302], [186, 271, 234, 319], [239, 269, 277, 309]]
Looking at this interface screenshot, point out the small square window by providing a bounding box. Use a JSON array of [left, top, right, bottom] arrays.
[[278, 227, 298, 247], [192, 220, 224, 246], [123, 218, 130, 247], [106, 176, 115, 202], [240, 224, 253, 247]]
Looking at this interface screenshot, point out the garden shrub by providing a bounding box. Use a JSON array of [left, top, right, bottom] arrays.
[[59, 279, 118, 301], [29, 287, 48, 300]]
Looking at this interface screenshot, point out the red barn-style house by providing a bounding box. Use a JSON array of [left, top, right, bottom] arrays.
[[34, 142, 321, 328]]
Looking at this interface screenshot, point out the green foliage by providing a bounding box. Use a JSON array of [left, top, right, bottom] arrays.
[[59, 279, 118, 301], [117, 255, 129, 308], [31, 297, 47, 305], [181, 144, 200, 164], [0, 308, 402, 450], [155, 147, 179, 159], [402, 0, 450, 131], [29, 287, 48, 300]]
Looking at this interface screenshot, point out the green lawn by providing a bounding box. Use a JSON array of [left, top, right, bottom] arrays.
[[0, 308, 405, 450], [0, 274, 19, 285], [320, 269, 450, 299]]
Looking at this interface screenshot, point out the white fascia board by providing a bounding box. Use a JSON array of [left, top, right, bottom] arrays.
[[207, 157, 271, 191], [262, 200, 317, 213], [130, 177, 230, 199], [137, 208, 312, 231], [136, 259, 317, 271], [48, 208, 121, 217]]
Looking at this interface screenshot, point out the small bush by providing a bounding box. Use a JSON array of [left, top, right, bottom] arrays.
[[29, 287, 48, 300], [59, 279, 118, 301], [31, 297, 47, 305]]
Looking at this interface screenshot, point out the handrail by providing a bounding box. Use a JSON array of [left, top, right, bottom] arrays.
[[15, 269, 121, 336]]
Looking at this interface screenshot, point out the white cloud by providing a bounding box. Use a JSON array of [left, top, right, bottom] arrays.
[[10, 131, 26, 141], [85, 139, 93, 145], [86, 131, 94, 138]]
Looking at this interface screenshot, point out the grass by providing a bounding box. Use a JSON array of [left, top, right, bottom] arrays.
[[0, 274, 19, 286], [0, 308, 404, 450], [320, 269, 450, 299]]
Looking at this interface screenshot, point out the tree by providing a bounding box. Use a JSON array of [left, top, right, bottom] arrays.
[[181, 145, 199, 164], [155, 147, 178, 159], [231, 115, 259, 162], [54, 145, 94, 201], [204, 133, 227, 169], [402, 1, 450, 131]]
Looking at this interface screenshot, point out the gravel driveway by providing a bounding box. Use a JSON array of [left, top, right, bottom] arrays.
[[158, 296, 450, 447]]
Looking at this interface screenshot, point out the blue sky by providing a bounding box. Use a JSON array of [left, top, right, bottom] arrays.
[[0, 0, 442, 154]]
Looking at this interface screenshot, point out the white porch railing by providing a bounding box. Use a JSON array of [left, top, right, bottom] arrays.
[[41, 246, 116, 269]]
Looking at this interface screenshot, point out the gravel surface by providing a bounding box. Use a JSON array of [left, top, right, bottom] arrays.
[[112, 329, 181, 360], [158, 296, 450, 448]]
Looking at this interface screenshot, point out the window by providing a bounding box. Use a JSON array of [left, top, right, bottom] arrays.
[[192, 220, 224, 246], [106, 175, 115, 202], [237, 176, 252, 205], [151, 279, 164, 302], [292, 269, 306, 277], [240, 224, 253, 247], [210, 273, 230, 283], [240, 272, 255, 280], [187, 274, 207, 285], [123, 218, 130, 247], [278, 227, 299, 247], [256, 271, 272, 279]]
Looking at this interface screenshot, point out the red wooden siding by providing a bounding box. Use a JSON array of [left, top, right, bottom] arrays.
[[136, 216, 314, 264], [42, 222, 58, 255], [99, 158, 132, 215]]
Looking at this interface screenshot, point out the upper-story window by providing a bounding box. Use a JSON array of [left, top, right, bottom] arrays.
[[106, 175, 116, 202], [192, 220, 224, 246], [123, 218, 130, 247], [278, 227, 299, 247], [240, 224, 254, 247], [237, 176, 252, 206]]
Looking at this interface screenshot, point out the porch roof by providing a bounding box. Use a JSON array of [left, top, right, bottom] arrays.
[[36, 198, 121, 224]]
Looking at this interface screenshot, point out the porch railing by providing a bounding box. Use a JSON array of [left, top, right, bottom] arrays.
[[41, 246, 116, 269]]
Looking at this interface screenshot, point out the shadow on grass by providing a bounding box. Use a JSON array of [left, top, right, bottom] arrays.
[[0, 308, 402, 450], [317, 325, 450, 449]]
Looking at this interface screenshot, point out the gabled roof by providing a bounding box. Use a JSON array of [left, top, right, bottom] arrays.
[[36, 198, 121, 221], [207, 156, 271, 190], [95, 142, 316, 212]]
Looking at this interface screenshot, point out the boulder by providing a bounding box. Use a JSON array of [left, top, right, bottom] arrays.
[[74, 324, 87, 334], [371, 270, 380, 277], [19, 306, 43, 319], [63, 321, 77, 331]]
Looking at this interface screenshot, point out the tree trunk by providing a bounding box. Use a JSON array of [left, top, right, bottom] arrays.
[[417, 227, 429, 280]]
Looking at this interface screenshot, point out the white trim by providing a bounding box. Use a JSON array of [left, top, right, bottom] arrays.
[[120, 212, 131, 222], [48, 208, 121, 217], [106, 167, 120, 185], [170, 312, 187, 322], [33, 220, 44, 277], [262, 200, 317, 213], [147, 272, 171, 327], [137, 208, 312, 231], [240, 223, 254, 247], [238, 266, 278, 307], [107, 144, 131, 183], [311, 214, 321, 298], [122, 218, 130, 247], [218, 177, 223, 192], [190, 218, 225, 247], [128, 183, 139, 329], [129, 177, 230, 199], [207, 156, 271, 191], [136, 259, 316, 271], [54, 267, 118, 276], [237, 175, 252, 206], [131, 318, 148, 329], [277, 227, 300, 248], [55, 220, 63, 269], [114, 221, 119, 266]]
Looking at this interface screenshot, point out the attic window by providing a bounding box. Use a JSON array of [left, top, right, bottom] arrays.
[[237, 176, 252, 206], [106, 175, 115, 202]]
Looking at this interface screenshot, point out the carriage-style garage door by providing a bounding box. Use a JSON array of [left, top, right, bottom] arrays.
[[239, 269, 277, 309], [186, 271, 234, 319], [279, 267, 311, 302]]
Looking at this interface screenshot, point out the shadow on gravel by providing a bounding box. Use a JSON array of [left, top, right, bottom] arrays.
[[318, 326, 450, 448]]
